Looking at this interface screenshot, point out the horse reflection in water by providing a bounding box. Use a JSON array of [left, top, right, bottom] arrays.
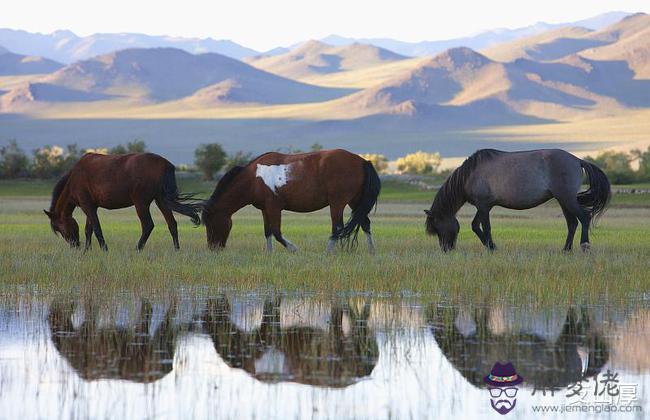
[[428, 306, 609, 389], [48, 300, 178, 383], [202, 296, 379, 387]]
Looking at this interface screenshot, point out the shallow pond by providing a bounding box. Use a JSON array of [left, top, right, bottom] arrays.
[[0, 291, 648, 419]]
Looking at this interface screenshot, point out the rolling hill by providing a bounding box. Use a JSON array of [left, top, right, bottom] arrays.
[[334, 47, 615, 122], [0, 47, 352, 109], [245, 40, 407, 80], [0, 47, 63, 75], [483, 12, 650, 72]]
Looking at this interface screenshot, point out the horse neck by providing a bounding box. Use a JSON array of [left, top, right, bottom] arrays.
[[53, 182, 75, 217], [430, 184, 466, 218], [209, 178, 253, 216]]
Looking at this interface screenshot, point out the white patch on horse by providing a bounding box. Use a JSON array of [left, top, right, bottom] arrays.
[[256, 164, 292, 194]]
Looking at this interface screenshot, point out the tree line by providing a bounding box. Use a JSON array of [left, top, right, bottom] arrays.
[[2, 140, 649, 184]]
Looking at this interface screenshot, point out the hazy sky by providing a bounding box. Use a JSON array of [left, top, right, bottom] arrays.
[[2, 0, 649, 50]]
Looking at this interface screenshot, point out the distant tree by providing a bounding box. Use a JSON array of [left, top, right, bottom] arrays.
[[310, 142, 324, 152], [225, 151, 253, 171], [631, 146, 650, 181], [32, 144, 81, 178], [396, 151, 441, 175], [110, 139, 147, 154], [0, 140, 29, 178], [359, 153, 389, 174], [194, 143, 227, 180], [584, 150, 635, 184]]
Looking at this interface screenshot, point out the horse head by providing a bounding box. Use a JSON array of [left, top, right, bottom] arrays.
[[424, 209, 459, 252], [203, 209, 232, 250], [44, 209, 80, 248]]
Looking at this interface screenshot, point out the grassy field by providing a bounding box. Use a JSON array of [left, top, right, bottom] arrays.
[[1, 178, 648, 305]]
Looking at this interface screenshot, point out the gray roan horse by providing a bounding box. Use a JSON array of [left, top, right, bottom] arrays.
[[425, 149, 611, 252]]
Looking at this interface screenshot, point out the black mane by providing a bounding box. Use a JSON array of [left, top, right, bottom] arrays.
[[201, 166, 246, 222], [431, 149, 502, 216], [49, 171, 71, 213]]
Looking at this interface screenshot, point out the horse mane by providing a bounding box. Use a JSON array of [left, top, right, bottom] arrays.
[[200, 151, 282, 222], [50, 171, 71, 213], [201, 165, 246, 222], [432, 149, 502, 216]]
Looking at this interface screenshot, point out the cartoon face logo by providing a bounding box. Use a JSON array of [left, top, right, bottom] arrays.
[[484, 362, 524, 415]]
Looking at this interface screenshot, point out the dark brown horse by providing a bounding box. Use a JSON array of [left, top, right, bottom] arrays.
[[425, 149, 611, 252], [202, 149, 381, 252], [201, 296, 378, 387], [48, 299, 178, 383], [45, 152, 200, 251]]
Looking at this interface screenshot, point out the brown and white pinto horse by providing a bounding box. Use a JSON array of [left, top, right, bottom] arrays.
[[45, 153, 200, 251], [201, 149, 381, 252]]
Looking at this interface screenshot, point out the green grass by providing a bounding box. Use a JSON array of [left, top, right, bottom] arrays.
[[1, 178, 649, 305]]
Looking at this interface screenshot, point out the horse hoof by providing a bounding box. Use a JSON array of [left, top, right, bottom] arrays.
[[580, 242, 591, 252], [287, 244, 299, 253]]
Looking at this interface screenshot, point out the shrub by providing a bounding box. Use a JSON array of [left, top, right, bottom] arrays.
[[359, 153, 389, 174], [31, 144, 81, 178], [110, 140, 147, 155], [0, 140, 30, 178], [584, 151, 635, 184], [396, 151, 441, 175], [194, 143, 227, 180]]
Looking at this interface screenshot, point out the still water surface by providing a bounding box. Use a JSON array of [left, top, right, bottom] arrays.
[[0, 292, 648, 419]]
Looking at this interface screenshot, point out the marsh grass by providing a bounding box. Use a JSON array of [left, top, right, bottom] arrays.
[[1, 183, 648, 306]]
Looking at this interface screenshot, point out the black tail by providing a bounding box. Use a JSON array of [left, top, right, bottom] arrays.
[[161, 166, 201, 226], [339, 160, 381, 249], [578, 160, 611, 224]]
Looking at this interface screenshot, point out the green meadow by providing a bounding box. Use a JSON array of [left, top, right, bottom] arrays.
[[0, 178, 648, 305]]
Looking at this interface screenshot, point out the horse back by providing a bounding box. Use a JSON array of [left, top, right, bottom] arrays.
[[467, 149, 583, 209], [250, 149, 366, 211], [69, 153, 173, 208]]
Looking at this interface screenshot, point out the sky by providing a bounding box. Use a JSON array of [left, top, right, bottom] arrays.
[[1, 0, 649, 50]]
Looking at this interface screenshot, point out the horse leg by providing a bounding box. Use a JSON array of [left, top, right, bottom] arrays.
[[478, 208, 496, 251], [558, 197, 591, 251], [560, 204, 578, 252], [268, 208, 298, 252], [84, 217, 93, 251], [135, 202, 155, 251], [361, 216, 376, 254], [326, 204, 345, 253], [262, 209, 273, 252], [155, 199, 179, 250], [82, 206, 108, 251], [471, 211, 486, 246]]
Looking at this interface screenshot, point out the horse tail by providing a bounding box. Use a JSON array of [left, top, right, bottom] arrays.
[[161, 165, 201, 226], [339, 160, 381, 249], [578, 160, 611, 224]]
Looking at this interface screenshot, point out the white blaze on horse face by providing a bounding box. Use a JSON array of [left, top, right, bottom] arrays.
[[256, 164, 292, 194]]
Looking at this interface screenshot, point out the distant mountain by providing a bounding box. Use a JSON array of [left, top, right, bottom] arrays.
[[0, 47, 64, 75], [579, 13, 650, 78], [245, 40, 407, 79], [0, 29, 259, 63], [483, 12, 650, 78], [321, 11, 631, 57], [0, 47, 351, 109], [336, 44, 650, 122]]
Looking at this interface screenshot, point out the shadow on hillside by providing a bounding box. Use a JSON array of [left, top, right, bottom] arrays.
[[512, 58, 650, 107]]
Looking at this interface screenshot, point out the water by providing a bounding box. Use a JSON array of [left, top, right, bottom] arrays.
[[0, 292, 648, 419]]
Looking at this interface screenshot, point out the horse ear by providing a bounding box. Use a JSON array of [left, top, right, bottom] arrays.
[[43, 209, 53, 219], [424, 209, 432, 216]]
